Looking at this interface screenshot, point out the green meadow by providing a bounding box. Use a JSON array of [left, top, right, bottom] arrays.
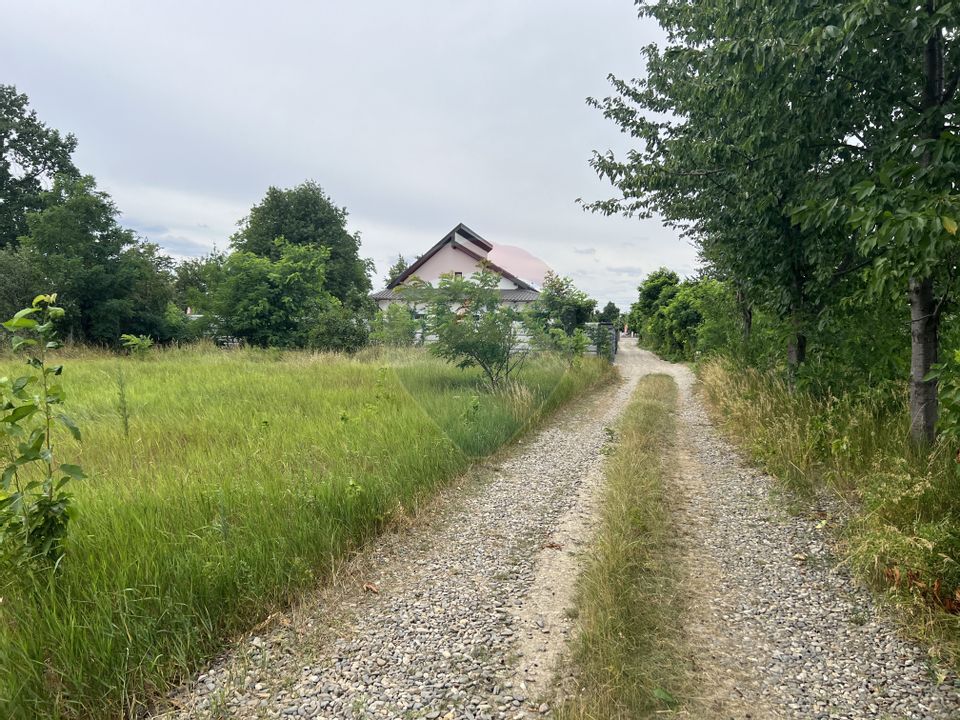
[[0, 345, 614, 719]]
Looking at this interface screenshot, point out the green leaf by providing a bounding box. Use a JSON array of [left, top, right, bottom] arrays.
[[1, 405, 38, 424], [59, 464, 86, 481], [10, 307, 38, 322], [652, 687, 677, 705], [1, 465, 16, 491], [11, 337, 37, 351], [943, 216, 958, 235], [2, 317, 38, 331], [57, 413, 82, 442]]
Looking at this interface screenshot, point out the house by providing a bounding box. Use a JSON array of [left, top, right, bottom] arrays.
[[370, 223, 547, 311]]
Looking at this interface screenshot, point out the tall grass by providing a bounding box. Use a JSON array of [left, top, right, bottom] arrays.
[[700, 358, 960, 667], [556, 374, 691, 719], [0, 345, 614, 719]]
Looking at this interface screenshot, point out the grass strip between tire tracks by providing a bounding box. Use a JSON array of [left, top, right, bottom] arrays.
[[556, 373, 690, 719]]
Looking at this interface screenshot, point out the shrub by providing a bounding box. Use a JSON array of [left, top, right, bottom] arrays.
[[371, 303, 417, 347]]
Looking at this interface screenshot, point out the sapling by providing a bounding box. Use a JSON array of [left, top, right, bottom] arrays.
[[116, 366, 131, 442], [120, 333, 154, 358], [0, 293, 84, 567]]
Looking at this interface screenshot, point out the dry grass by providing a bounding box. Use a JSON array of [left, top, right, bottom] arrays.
[[555, 373, 692, 718], [700, 358, 960, 672]]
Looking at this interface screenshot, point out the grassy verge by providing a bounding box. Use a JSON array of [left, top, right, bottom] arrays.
[[700, 358, 960, 670], [0, 345, 614, 719], [556, 373, 690, 719]]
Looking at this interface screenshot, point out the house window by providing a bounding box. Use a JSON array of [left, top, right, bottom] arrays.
[[454, 271, 463, 279]]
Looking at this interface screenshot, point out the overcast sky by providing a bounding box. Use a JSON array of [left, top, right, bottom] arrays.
[[3, 1, 698, 311]]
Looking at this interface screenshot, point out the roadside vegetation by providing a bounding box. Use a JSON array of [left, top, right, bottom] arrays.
[[701, 361, 960, 667], [590, 0, 960, 670], [623, 266, 960, 667], [556, 374, 690, 719], [0, 343, 613, 719]]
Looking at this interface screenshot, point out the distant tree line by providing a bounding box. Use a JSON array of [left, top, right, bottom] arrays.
[[0, 85, 374, 351], [1, 84, 623, 362], [591, 1, 958, 444]]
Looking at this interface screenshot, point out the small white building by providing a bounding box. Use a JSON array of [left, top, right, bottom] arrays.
[[370, 223, 546, 310]]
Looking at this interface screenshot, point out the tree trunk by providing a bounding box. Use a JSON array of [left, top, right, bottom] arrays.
[[909, 277, 939, 445], [735, 285, 752, 345], [787, 331, 806, 373], [907, 1, 945, 445]]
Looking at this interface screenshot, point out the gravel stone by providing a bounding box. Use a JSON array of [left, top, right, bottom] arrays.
[[657, 352, 960, 719]]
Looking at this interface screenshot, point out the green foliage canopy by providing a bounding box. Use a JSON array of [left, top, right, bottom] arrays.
[[0, 85, 79, 248], [425, 271, 526, 389], [527, 271, 596, 336], [19, 176, 174, 343], [231, 181, 373, 310]]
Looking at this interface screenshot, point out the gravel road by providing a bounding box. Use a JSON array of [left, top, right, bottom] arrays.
[[648, 352, 960, 720], [157, 345, 653, 720], [156, 345, 960, 720]]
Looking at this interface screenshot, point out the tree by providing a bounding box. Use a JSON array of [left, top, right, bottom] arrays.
[[597, 301, 621, 325], [426, 271, 526, 389], [18, 175, 174, 343], [650, 281, 704, 360], [213, 238, 339, 348], [0, 246, 46, 324], [231, 181, 372, 310], [172, 252, 225, 313], [790, 1, 960, 443], [526, 272, 596, 335], [636, 269, 679, 318], [585, 1, 865, 377], [0, 85, 79, 248], [385, 254, 409, 286]]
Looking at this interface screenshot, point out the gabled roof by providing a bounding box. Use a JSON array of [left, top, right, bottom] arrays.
[[387, 223, 536, 291]]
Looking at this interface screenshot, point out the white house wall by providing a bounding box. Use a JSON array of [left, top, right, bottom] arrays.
[[403, 243, 521, 290], [407, 244, 480, 284]]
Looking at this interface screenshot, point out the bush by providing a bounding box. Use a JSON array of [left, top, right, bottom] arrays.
[[307, 302, 368, 353], [370, 303, 417, 347]]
